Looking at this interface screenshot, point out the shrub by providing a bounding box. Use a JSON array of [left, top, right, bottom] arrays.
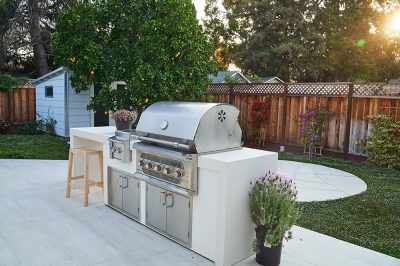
[[38, 110, 57, 135], [0, 120, 12, 134], [363, 114, 400, 169], [249, 172, 300, 249], [17, 121, 42, 135], [298, 105, 335, 155]]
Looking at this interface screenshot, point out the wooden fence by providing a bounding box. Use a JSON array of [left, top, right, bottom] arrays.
[[206, 83, 400, 156], [0, 87, 36, 123]]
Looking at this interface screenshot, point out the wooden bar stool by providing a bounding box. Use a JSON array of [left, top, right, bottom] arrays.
[[66, 148, 104, 207]]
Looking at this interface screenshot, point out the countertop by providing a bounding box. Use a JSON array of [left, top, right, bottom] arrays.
[[70, 126, 116, 144]]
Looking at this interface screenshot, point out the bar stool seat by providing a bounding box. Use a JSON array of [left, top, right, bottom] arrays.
[[66, 148, 104, 207]]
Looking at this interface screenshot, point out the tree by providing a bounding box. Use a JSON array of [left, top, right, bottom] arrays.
[[205, 0, 400, 82], [0, 0, 76, 76], [52, 0, 216, 112], [203, 0, 232, 70], [223, 0, 327, 82]]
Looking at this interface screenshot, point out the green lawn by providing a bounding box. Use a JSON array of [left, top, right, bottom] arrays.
[[0, 135, 69, 160], [279, 152, 400, 258]]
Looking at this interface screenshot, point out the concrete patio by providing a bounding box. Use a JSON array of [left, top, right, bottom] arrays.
[[0, 159, 398, 266]]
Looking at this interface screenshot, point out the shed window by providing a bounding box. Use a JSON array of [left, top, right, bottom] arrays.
[[45, 86, 53, 98], [116, 84, 126, 90]]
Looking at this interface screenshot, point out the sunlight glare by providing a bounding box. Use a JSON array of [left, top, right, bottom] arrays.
[[388, 12, 400, 35]]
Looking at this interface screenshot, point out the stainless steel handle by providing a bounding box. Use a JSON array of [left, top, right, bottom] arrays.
[[121, 176, 128, 188], [166, 193, 174, 208], [160, 191, 166, 206], [138, 136, 190, 151]]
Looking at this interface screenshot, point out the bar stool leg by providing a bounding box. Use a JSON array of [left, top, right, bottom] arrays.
[[66, 150, 74, 198], [98, 151, 104, 188], [83, 153, 89, 207]]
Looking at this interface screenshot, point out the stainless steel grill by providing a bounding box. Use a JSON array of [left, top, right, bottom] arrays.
[[132, 101, 242, 194], [108, 101, 243, 247]]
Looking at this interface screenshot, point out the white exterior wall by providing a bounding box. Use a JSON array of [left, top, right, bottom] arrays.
[[66, 72, 92, 137], [35, 72, 66, 136]]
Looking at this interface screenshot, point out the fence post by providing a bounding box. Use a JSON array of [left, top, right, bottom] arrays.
[[280, 83, 288, 146], [344, 83, 354, 159], [228, 84, 234, 105]]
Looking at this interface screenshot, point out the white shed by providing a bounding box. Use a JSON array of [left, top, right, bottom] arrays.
[[32, 67, 121, 137]]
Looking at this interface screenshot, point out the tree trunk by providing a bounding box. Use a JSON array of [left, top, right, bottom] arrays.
[[28, 0, 48, 76], [0, 34, 6, 67]]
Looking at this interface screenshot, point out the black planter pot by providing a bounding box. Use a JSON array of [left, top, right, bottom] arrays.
[[115, 119, 134, 130], [255, 227, 283, 266]]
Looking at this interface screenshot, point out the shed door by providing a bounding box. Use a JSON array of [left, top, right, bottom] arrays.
[[93, 83, 109, 127]]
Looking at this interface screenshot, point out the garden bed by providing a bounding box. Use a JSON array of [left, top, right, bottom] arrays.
[[279, 152, 400, 258], [0, 135, 69, 160]]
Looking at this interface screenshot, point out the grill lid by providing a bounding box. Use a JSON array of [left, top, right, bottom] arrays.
[[135, 101, 242, 153]]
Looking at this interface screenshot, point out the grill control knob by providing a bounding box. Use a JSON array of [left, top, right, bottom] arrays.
[[144, 162, 153, 170], [154, 164, 162, 172], [173, 169, 183, 178], [162, 167, 172, 175]]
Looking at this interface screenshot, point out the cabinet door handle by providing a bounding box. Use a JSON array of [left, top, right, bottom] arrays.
[[160, 191, 166, 206], [166, 193, 174, 208], [122, 176, 128, 188]]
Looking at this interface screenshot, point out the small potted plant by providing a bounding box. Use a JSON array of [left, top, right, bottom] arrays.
[[249, 172, 300, 266], [111, 109, 138, 130]]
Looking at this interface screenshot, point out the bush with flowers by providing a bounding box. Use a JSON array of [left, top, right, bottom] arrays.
[[246, 96, 271, 147], [298, 105, 335, 156], [249, 172, 300, 264]]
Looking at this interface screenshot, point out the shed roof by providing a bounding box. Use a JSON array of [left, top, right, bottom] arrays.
[[208, 71, 251, 83], [261, 76, 284, 83], [32, 67, 69, 85]]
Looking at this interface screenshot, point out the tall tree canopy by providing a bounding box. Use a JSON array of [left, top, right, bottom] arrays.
[[204, 0, 400, 82], [52, 0, 215, 112], [0, 0, 75, 76]]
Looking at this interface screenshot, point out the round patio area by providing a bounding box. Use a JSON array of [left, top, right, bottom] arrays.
[[277, 160, 367, 202]]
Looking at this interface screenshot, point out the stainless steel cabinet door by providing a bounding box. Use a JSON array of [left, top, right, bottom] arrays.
[[146, 184, 167, 232], [166, 192, 190, 244], [122, 176, 140, 219], [108, 169, 122, 209]]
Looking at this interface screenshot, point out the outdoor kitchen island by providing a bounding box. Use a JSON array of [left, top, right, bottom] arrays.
[[69, 103, 278, 266]]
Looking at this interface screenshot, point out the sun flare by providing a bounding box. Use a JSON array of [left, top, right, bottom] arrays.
[[388, 12, 400, 35]]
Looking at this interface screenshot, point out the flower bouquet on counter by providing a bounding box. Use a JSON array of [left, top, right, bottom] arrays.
[[111, 109, 138, 130]]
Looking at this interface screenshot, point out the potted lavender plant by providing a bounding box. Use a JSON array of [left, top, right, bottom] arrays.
[[111, 109, 138, 130], [249, 172, 300, 266]]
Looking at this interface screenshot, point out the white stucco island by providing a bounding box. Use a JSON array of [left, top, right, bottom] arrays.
[[69, 126, 278, 266]]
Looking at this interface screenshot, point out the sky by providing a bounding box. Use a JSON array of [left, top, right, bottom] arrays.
[[193, 0, 206, 20]]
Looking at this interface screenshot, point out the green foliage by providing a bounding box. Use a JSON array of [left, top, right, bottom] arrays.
[[206, 0, 400, 82], [0, 134, 69, 160], [0, 119, 12, 134], [298, 106, 335, 155], [0, 72, 27, 92], [278, 152, 400, 258], [249, 173, 300, 248], [17, 121, 42, 135], [363, 114, 400, 169], [38, 109, 57, 135], [52, 0, 216, 112]]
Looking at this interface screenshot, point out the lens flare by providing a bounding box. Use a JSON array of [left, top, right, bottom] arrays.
[[388, 12, 400, 36]]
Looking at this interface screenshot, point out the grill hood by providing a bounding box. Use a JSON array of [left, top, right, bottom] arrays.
[[135, 101, 242, 153]]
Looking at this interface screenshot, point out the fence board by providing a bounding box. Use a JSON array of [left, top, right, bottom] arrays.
[[207, 83, 400, 156], [0, 87, 36, 123]]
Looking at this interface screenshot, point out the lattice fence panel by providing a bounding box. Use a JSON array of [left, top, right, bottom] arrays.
[[207, 84, 230, 94], [233, 83, 285, 94], [287, 83, 349, 96], [354, 83, 400, 96]]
